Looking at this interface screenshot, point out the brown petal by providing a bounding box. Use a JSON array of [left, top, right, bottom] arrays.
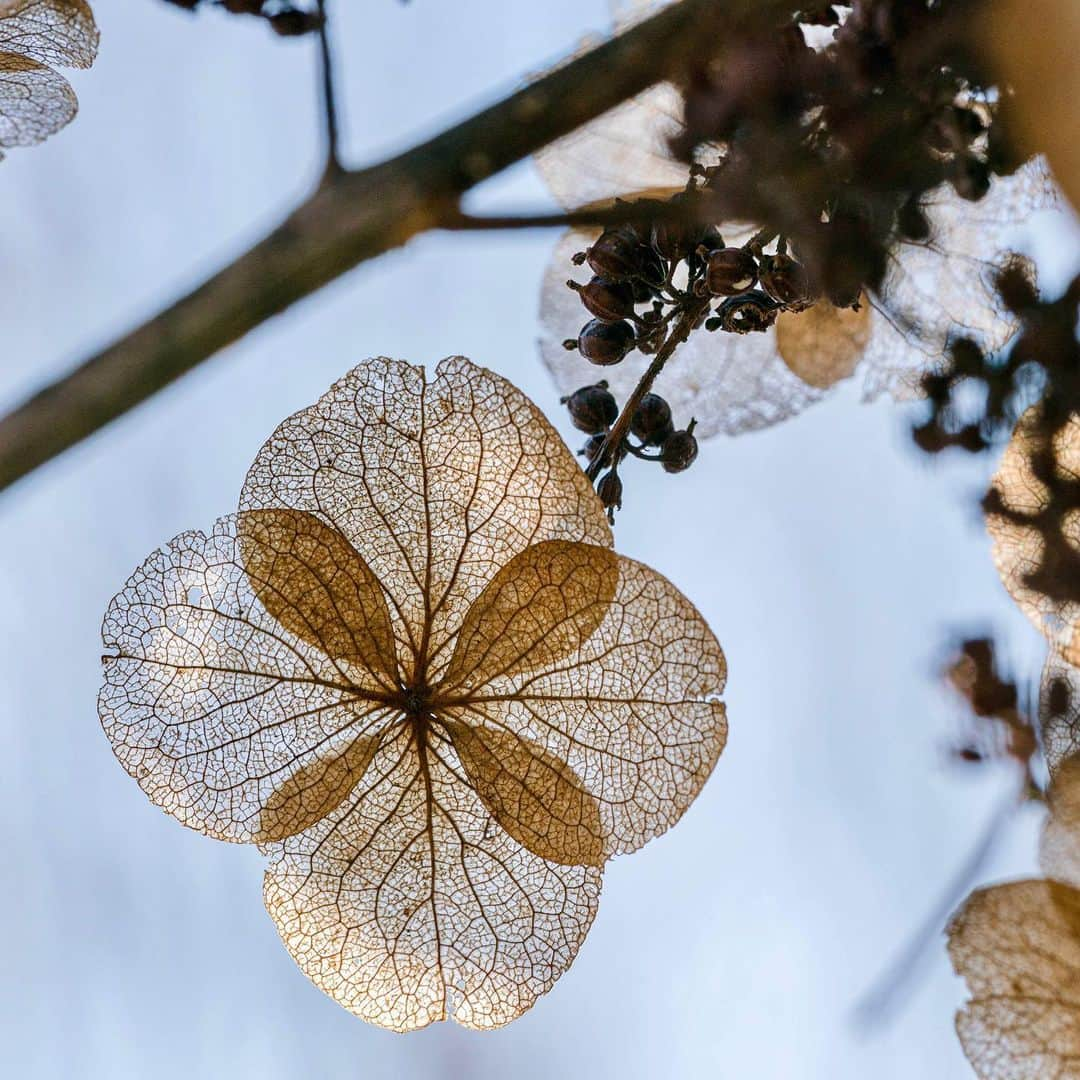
[[774, 300, 871, 389], [0, 0, 98, 69], [239, 358, 612, 678], [0, 51, 75, 149], [948, 879, 1080, 1079], [453, 553, 727, 859], [262, 723, 601, 1031], [444, 720, 605, 867], [441, 540, 618, 690], [237, 508, 399, 689], [256, 731, 382, 843], [99, 516, 395, 843]]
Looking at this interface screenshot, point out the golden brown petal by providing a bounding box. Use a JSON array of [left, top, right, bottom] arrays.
[[444, 720, 605, 867], [99, 516, 395, 843], [240, 357, 611, 679], [237, 508, 398, 690], [0, 0, 98, 68], [257, 731, 382, 843], [774, 300, 871, 390], [986, 407, 1080, 659], [0, 50, 74, 150], [441, 540, 618, 691], [262, 723, 602, 1031], [452, 554, 727, 858], [948, 879, 1080, 1080]]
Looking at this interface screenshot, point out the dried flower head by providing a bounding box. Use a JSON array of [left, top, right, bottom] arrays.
[[536, 7, 1056, 438], [99, 357, 728, 1031], [0, 0, 98, 159]]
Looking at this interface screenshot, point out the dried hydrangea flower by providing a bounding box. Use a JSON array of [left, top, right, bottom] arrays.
[[0, 0, 98, 159], [948, 878, 1080, 1080], [535, 30, 1055, 436], [986, 407, 1080, 662], [99, 356, 728, 1031]]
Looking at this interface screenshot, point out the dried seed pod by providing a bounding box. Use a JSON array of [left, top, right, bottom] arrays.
[[577, 319, 635, 366], [660, 426, 699, 474], [574, 277, 636, 322], [759, 253, 815, 308], [267, 9, 323, 36], [713, 291, 779, 334], [630, 393, 674, 446], [222, 0, 263, 12], [651, 220, 695, 261], [562, 383, 618, 434], [597, 470, 623, 520], [705, 247, 759, 296], [586, 227, 645, 280]]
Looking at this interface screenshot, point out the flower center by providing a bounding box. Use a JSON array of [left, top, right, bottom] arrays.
[[398, 682, 433, 719]]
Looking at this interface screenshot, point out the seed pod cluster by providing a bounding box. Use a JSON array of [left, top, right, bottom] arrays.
[[567, 383, 700, 523]]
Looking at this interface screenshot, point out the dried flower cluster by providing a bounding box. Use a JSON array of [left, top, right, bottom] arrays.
[[0, 0, 97, 159], [537, 1, 1055, 520], [99, 357, 728, 1031]]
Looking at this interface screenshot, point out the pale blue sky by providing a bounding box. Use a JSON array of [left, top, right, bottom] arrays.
[[0, 3, 1076, 1078]]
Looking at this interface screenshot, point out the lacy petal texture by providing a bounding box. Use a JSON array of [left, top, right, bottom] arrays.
[[0, 0, 97, 158], [99, 357, 728, 1031]]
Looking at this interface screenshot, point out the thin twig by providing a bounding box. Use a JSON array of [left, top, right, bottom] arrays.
[[315, 0, 341, 178], [852, 777, 1025, 1032], [585, 294, 711, 483]]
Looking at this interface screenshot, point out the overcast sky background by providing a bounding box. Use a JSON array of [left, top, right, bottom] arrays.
[[1, 3, 1078, 1078]]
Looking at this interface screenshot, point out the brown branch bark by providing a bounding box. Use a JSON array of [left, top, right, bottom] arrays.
[[0, 0, 788, 494]]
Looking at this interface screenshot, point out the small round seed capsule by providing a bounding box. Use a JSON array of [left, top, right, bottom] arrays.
[[651, 220, 695, 261], [597, 470, 623, 519], [268, 8, 322, 34], [577, 318, 635, 365], [630, 393, 674, 446], [705, 247, 759, 295], [562, 383, 619, 434], [575, 277, 636, 322], [660, 425, 699, 474], [759, 253, 813, 307], [586, 227, 645, 280]]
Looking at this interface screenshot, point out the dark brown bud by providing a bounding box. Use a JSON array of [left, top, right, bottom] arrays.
[[562, 382, 618, 434], [660, 424, 699, 474], [705, 247, 758, 296], [630, 393, 673, 446], [759, 253, 814, 307], [575, 277, 636, 322], [597, 470, 623, 520], [268, 9, 324, 35], [586, 227, 645, 280], [652, 220, 695, 261], [578, 318, 635, 365], [222, 0, 263, 12]]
